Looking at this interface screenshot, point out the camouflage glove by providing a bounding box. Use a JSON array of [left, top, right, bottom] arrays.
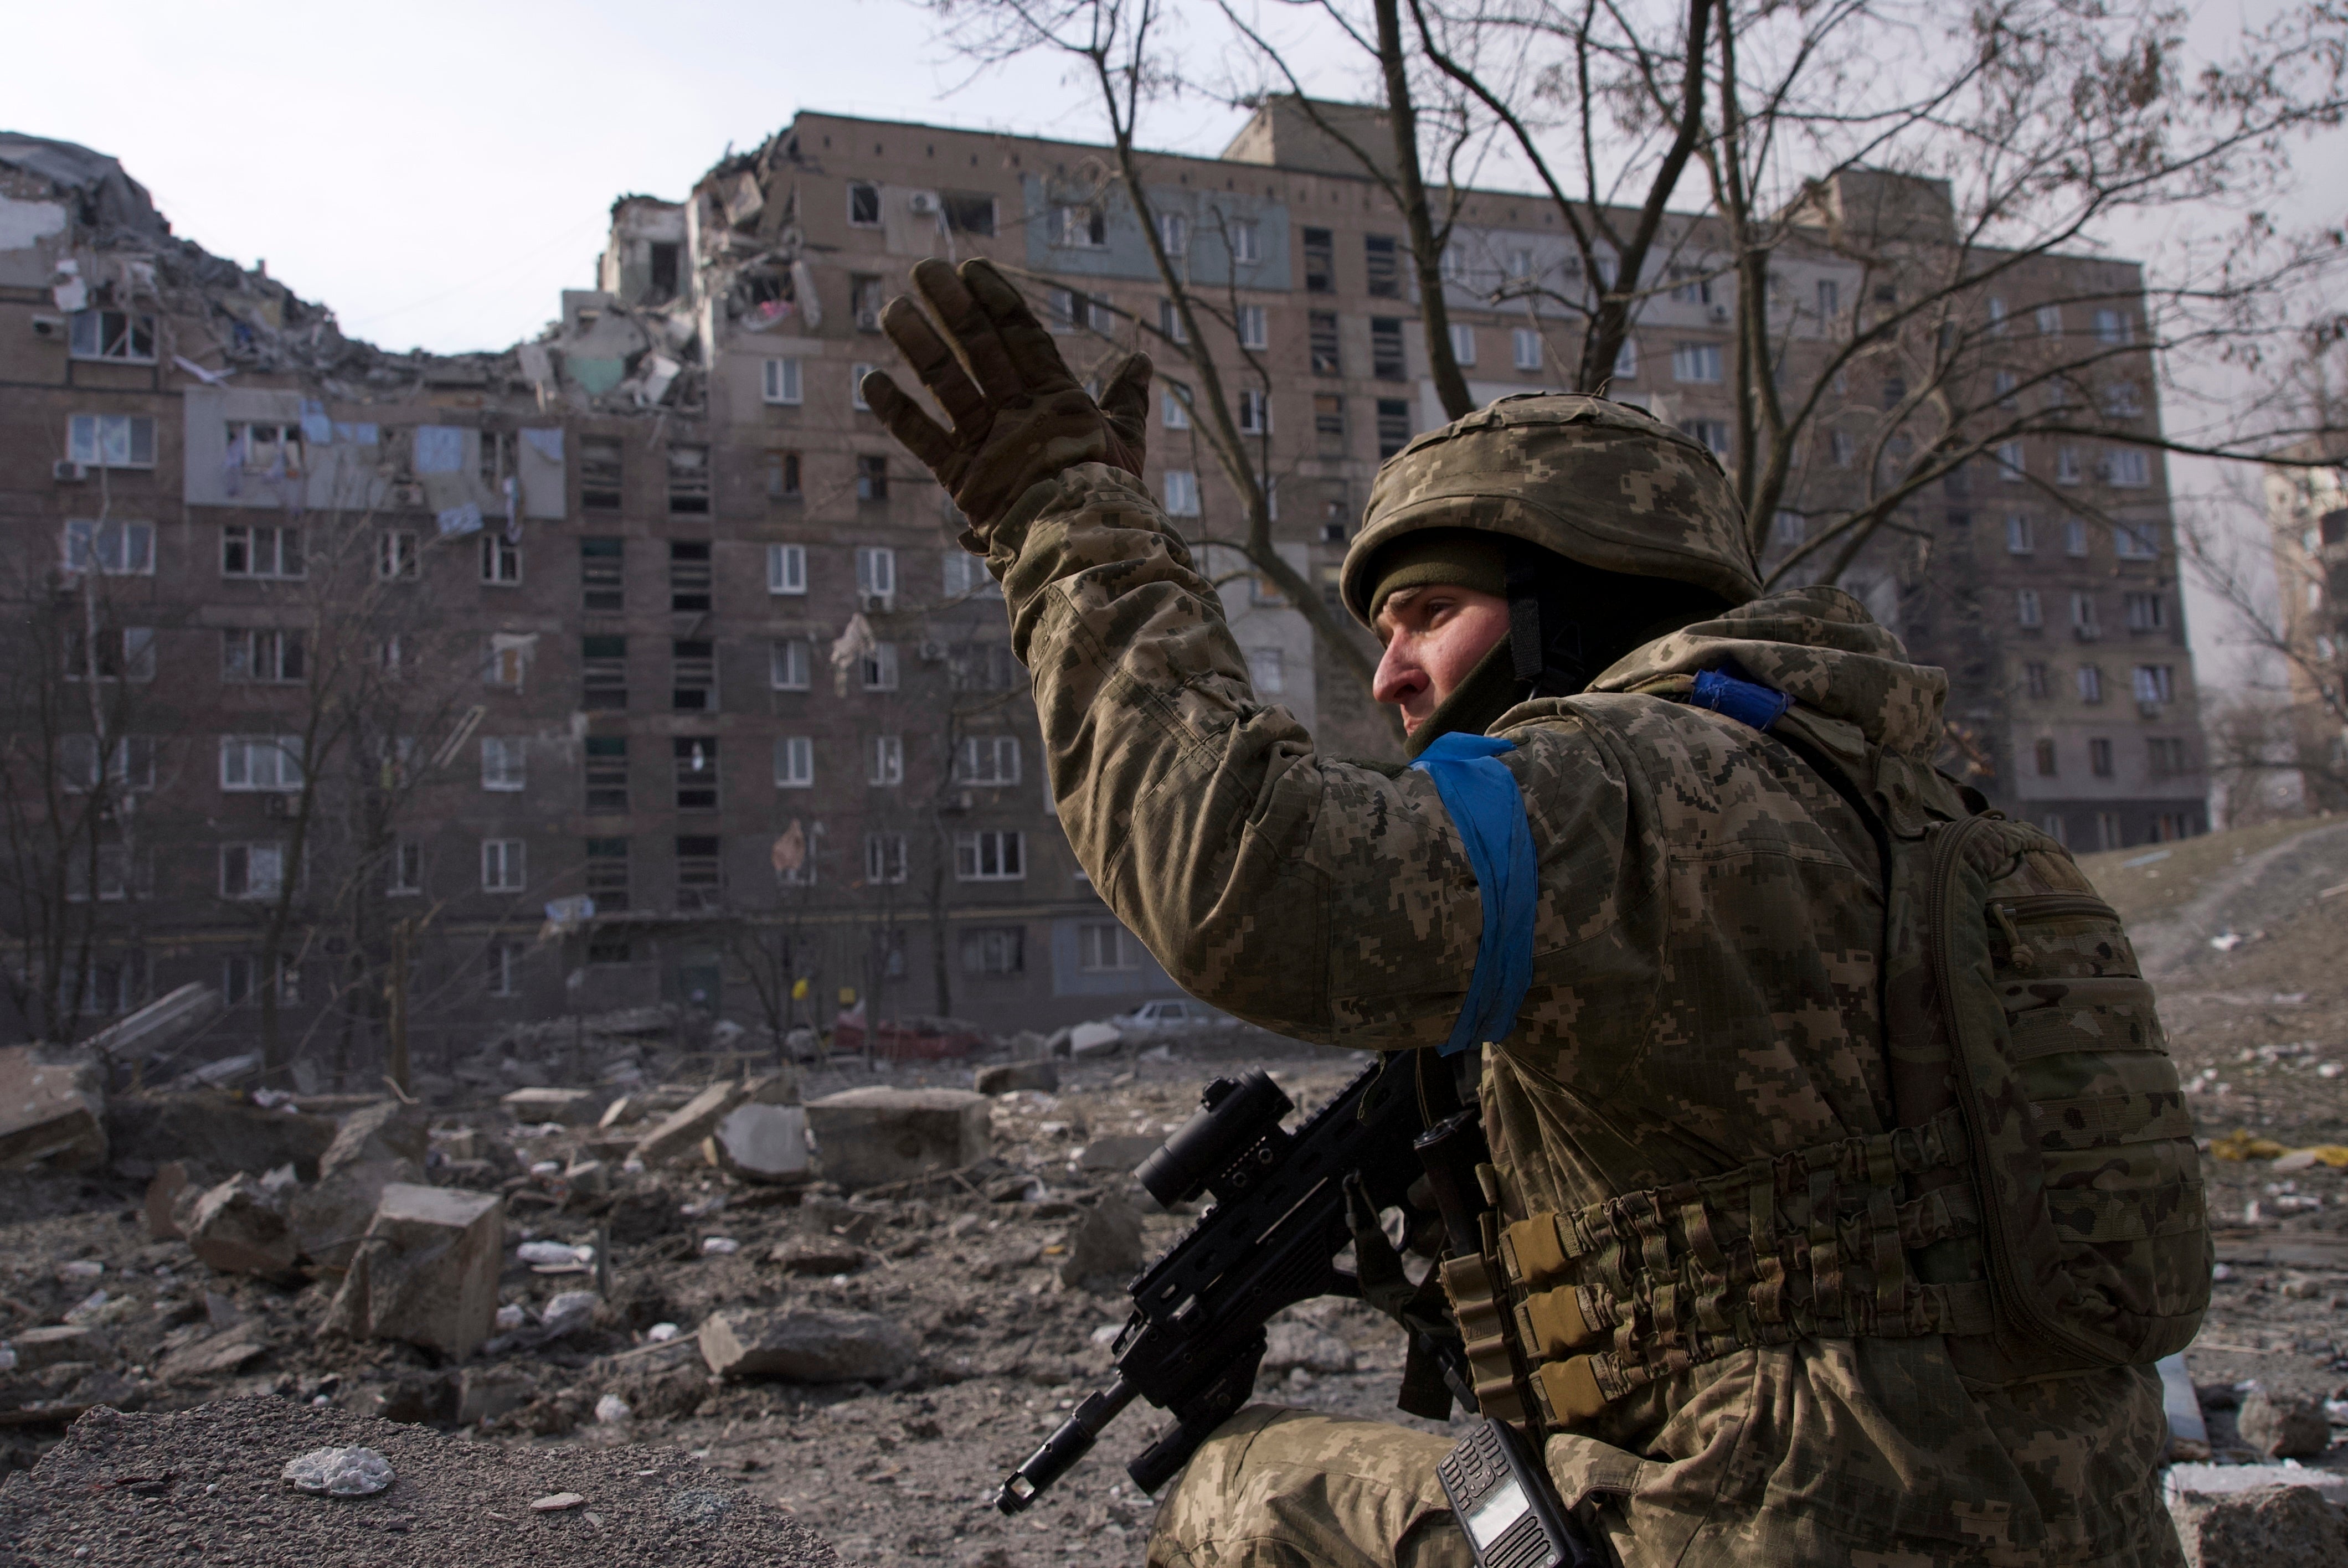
[[859, 258, 1151, 550]]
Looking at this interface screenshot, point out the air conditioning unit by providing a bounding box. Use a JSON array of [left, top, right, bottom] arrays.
[[907, 190, 942, 216], [917, 640, 948, 662], [858, 592, 894, 614], [390, 482, 425, 508], [1709, 303, 1731, 322], [52, 460, 87, 482], [30, 314, 63, 338]]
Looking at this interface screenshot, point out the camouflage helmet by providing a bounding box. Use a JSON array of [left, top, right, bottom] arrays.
[[1340, 393, 1762, 627]]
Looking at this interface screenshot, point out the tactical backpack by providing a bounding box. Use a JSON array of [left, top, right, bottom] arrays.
[[1449, 689, 2212, 1427]]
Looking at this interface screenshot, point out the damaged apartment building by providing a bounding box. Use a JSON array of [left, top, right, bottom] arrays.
[[0, 107, 2208, 1079]]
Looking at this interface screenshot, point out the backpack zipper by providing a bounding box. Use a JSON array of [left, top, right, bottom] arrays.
[[1925, 816, 2111, 1365]]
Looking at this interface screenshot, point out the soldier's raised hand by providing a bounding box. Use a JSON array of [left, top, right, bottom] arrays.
[[860, 258, 1150, 549]]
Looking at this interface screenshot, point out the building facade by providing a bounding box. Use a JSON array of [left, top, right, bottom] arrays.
[[0, 109, 2208, 1079]]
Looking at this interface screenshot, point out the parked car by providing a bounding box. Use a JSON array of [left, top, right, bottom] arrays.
[[1111, 998, 1235, 1032]]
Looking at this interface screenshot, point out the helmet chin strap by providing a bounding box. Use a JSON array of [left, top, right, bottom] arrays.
[[1506, 544, 1586, 699]]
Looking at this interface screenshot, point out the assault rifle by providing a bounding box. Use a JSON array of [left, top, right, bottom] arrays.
[[993, 1053, 1448, 1511]]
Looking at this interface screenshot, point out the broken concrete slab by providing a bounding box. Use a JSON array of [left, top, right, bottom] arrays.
[[6, 1325, 99, 1373], [974, 1060, 1059, 1096], [2167, 1483, 2348, 1567], [634, 1080, 746, 1165], [0, 1046, 105, 1172], [156, 1329, 269, 1384], [106, 1093, 336, 1182], [78, 982, 220, 1062], [802, 1087, 990, 1192], [1057, 1195, 1145, 1291], [286, 1157, 421, 1269], [500, 1086, 607, 1127], [187, 1174, 301, 1280], [2237, 1386, 2331, 1459], [712, 1102, 809, 1183], [318, 1101, 426, 1179], [322, 1184, 503, 1360], [697, 1308, 914, 1383]]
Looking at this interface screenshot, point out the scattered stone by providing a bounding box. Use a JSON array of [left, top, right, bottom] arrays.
[[142, 1161, 193, 1241], [2281, 1275, 2322, 1300], [158, 1329, 269, 1384], [594, 1393, 632, 1425], [2167, 1482, 2348, 1567], [319, 1101, 428, 1179], [564, 1156, 611, 1196], [188, 1173, 301, 1280], [701, 1236, 740, 1255], [286, 1157, 421, 1269], [635, 1080, 748, 1166], [697, 1308, 915, 1384], [542, 1290, 602, 1334], [323, 1184, 504, 1359], [532, 1492, 585, 1512], [457, 1365, 537, 1426], [1261, 1322, 1357, 1376], [2238, 1387, 2332, 1459], [712, 1102, 810, 1183], [0, 1045, 106, 1171], [7, 1326, 97, 1372], [281, 1446, 394, 1498], [803, 1087, 989, 1191], [346, 1372, 456, 1426], [1075, 1133, 1160, 1174], [1057, 1196, 1145, 1290], [598, 1096, 637, 1131], [770, 1240, 868, 1276], [974, 1061, 1059, 1096], [501, 1087, 606, 1127]]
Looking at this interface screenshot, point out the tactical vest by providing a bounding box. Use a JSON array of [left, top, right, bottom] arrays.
[[1440, 679, 2213, 1433]]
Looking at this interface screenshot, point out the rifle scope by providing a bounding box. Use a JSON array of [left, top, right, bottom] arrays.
[[1135, 1069, 1295, 1209]]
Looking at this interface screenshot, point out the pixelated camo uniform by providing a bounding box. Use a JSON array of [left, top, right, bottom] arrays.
[[984, 462, 2182, 1568]]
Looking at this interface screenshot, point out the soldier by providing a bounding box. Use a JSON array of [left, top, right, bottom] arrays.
[[863, 258, 2195, 1568]]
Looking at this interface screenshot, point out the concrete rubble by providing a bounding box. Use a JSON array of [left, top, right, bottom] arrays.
[[802, 1086, 990, 1190], [0, 1045, 106, 1170], [697, 1308, 915, 1384], [323, 1184, 505, 1359], [186, 1173, 301, 1280]]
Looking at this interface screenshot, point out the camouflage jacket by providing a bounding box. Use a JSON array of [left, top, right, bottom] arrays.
[[990, 465, 2180, 1568]]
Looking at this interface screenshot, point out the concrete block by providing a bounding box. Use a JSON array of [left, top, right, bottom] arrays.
[[712, 1103, 810, 1183], [2167, 1483, 2348, 1567], [804, 1087, 990, 1192], [320, 1101, 427, 1179], [7, 1324, 99, 1371], [0, 1046, 106, 1171], [323, 1184, 503, 1359], [187, 1174, 300, 1280], [2238, 1387, 2332, 1458], [634, 1080, 745, 1165], [143, 1162, 192, 1241], [974, 1061, 1059, 1096], [106, 1094, 336, 1180], [286, 1157, 421, 1268], [697, 1308, 914, 1383], [1057, 1195, 1145, 1290], [457, 1364, 537, 1425], [500, 1086, 606, 1127]]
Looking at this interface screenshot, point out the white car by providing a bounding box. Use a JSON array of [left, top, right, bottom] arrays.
[[1111, 998, 1234, 1031]]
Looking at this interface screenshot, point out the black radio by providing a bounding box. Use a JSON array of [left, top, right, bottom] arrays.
[[1436, 1417, 1593, 1568]]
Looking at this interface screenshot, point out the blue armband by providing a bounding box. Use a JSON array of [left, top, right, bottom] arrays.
[[1409, 733, 1538, 1056], [1691, 669, 1793, 730]]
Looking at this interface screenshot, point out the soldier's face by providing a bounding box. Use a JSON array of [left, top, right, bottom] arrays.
[[1371, 585, 1512, 735]]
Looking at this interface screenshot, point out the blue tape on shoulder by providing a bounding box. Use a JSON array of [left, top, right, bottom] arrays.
[[1691, 669, 1793, 731], [1408, 733, 1538, 1056]]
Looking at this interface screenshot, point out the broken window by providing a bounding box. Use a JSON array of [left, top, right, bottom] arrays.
[[386, 839, 423, 896], [856, 455, 889, 504], [585, 736, 628, 809], [676, 837, 723, 910], [672, 639, 717, 713], [648, 242, 681, 302], [1364, 235, 1401, 298], [480, 533, 521, 584], [1376, 399, 1412, 459], [1302, 228, 1334, 293], [585, 838, 629, 910], [1370, 318, 1406, 380], [582, 633, 629, 713], [666, 444, 710, 514], [60, 735, 155, 792], [228, 421, 305, 476], [67, 414, 156, 468], [481, 736, 527, 792], [673, 736, 719, 809], [581, 537, 624, 610], [221, 524, 303, 579], [848, 182, 882, 226], [65, 624, 155, 683], [1309, 312, 1340, 375], [860, 643, 900, 691], [863, 832, 908, 885], [580, 436, 623, 510], [955, 831, 1024, 882], [64, 520, 153, 575], [766, 451, 801, 500], [70, 309, 157, 363], [380, 530, 420, 581], [220, 842, 289, 900], [1314, 395, 1346, 455], [668, 540, 712, 611], [961, 928, 1024, 975], [1057, 203, 1107, 248], [943, 192, 996, 235], [479, 431, 515, 491], [221, 628, 304, 684], [482, 838, 527, 893]]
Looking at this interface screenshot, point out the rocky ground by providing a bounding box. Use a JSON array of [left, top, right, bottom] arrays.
[[4, 813, 2347, 1566]]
